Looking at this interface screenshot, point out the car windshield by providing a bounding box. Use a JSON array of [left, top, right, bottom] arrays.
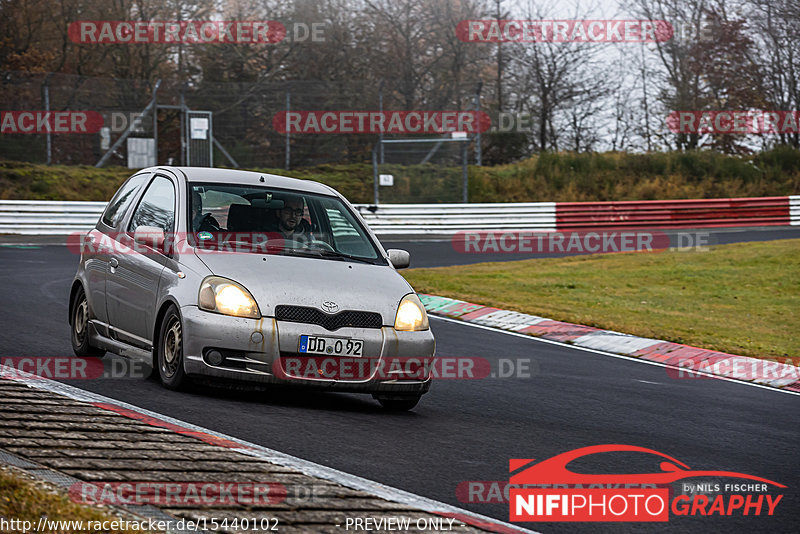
[[188, 183, 383, 264]]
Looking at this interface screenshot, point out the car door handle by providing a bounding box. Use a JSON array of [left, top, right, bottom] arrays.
[[109, 258, 119, 268]]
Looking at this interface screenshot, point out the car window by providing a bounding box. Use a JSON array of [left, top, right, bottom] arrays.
[[101, 173, 148, 228], [189, 183, 381, 262], [127, 176, 175, 234], [321, 200, 378, 258]]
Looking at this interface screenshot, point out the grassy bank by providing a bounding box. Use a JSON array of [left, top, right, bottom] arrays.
[[0, 466, 154, 533], [1, 146, 799, 202], [402, 240, 800, 360]]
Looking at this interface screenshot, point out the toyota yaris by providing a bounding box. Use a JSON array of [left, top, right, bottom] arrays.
[[69, 167, 434, 410]]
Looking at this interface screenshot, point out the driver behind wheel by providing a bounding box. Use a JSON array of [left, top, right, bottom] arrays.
[[273, 193, 312, 241], [191, 190, 221, 232]]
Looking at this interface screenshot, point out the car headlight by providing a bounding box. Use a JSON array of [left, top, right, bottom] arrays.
[[198, 276, 260, 319], [394, 293, 429, 331]]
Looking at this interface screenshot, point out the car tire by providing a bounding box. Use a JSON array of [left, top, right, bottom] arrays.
[[374, 394, 422, 411], [157, 305, 190, 390], [70, 286, 105, 358]]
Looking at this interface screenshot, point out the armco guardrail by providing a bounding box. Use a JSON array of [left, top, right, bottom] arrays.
[[0, 200, 107, 235], [354, 202, 557, 234], [0, 196, 797, 236], [557, 196, 796, 229]]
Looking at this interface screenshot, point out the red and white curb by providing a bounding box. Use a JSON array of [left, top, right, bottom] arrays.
[[419, 294, 800, 393], [0, 366, 537, 534]]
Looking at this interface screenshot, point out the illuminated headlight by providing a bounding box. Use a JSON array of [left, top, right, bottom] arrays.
[[394, 293, 429, 331], [198, 276, 260, 319]]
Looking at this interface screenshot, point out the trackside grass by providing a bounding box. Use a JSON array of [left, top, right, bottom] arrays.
[[402, 239, 799, 361], [0, 466, 156, 533]]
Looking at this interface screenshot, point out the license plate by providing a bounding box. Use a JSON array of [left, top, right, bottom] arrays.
[[299, 335, 363, 356]]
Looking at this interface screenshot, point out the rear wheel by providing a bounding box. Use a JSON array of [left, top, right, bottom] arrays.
[[374, 394, 422, 411], [70, 287, 105, 358], [157, 305, 189, 390]]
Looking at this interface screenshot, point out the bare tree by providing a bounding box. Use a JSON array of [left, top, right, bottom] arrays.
[[507, 0, 607, 151], [747, 0, 800, 148]]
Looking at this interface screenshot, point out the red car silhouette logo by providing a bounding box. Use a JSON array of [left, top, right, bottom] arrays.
[[510, 444, 785, 487]]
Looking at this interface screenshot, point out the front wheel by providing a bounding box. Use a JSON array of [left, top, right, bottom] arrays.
[[157, 305, 189, 390], [374, 394, 422, 411], [70, 286, 105, 358]]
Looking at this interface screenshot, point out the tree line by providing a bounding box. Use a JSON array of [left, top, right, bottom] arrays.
[[0, 0, 798, 164]]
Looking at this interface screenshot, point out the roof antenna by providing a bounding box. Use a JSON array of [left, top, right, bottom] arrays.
[[259, 176, 265, 182]]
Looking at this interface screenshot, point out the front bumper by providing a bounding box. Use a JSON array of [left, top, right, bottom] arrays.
[[180, 306, 435, 395]]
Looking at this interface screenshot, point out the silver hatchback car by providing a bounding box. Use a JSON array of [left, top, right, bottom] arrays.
[[69, 167, 435, 410]]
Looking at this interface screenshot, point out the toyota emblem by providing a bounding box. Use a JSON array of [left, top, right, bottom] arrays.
[[322, 301, 339, 313]]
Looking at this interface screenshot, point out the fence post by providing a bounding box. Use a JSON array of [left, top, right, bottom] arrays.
[[42, 73, 53, 165], [372, 143, 379, 205], [180, 83, 187, 166], [285, 90, 291, 170], [462, 141, 469, 203], [473, 81, 482, 166], [378, 80, 385, 164]]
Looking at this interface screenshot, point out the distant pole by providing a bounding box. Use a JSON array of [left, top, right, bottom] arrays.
[[474, 81, 483, 166], [378, 80, 385, 164], [372, 144, 379, 205], [462, 141, 468, 203], [43, 77, 51, 165], [180, 83, 186, 166], [153, 86, 158, 165], [285, 90, 291, 170]]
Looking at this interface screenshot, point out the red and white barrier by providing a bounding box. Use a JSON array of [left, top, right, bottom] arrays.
[[1, 196, 798, 235], [556, 197, 794, 230]]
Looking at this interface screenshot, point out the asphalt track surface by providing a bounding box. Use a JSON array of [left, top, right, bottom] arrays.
[[1, 227, 798, 533]]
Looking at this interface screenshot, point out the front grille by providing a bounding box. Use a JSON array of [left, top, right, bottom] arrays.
[[275, 305, 383, 331]]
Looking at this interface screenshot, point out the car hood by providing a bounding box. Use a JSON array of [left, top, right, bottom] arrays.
[[193, 250, 414, 324]]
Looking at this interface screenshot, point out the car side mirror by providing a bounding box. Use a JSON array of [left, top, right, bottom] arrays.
[[134, 225, 166, 251], [387, 249, 410, 269]]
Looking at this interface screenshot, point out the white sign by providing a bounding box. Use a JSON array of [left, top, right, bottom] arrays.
[[190, 117, 209, 139], [99, 127, 110, 150], [451, 131, 468, 139], [379, 174, 394, 186], [127, 137, 155, 169]]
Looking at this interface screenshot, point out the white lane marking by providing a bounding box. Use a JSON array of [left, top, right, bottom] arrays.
[[636, 380, 662, 385], [0, 367, 539, 534], [430, 315, 800, 397]]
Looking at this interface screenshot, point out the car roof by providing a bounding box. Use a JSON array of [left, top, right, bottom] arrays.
[[145, 167, 338, 196]]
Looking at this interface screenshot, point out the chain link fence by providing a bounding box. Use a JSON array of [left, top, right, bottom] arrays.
[[1, 70, 481, 170]]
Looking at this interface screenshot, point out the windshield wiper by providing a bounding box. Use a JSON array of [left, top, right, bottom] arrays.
[[314, 249, 377, 264], [281, 247, 376, 264]]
